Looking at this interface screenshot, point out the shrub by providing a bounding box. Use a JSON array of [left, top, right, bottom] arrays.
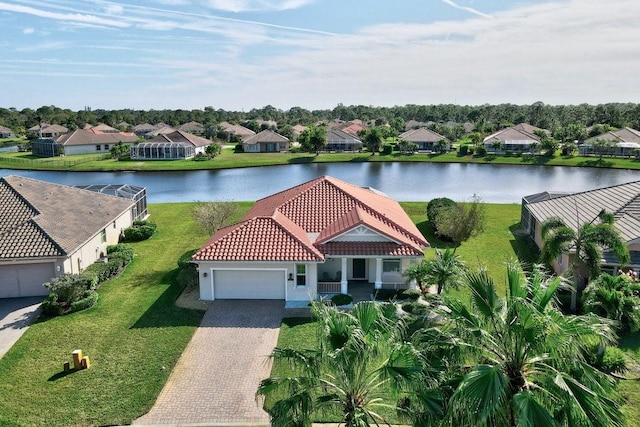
[[41, 294, 63, 316], [177, 249, 198, 270], [399, 288, 422, 301], [43, 274, 94, 307], [121, 220, 157, 242], [331, 294, 353, 306], [505, 150, 513, 157], [381, 143, 393, 155], [458, 145, 468, 156], [585, 342, 628, 374], [177, 267, 199, 290], [401, 301, 429, 315], [70, 290, 98, 313], [476, 146, 487, 156], [83, 262, 112, 283], [107, 244, 134, 264], [427, 197, 457, 226]]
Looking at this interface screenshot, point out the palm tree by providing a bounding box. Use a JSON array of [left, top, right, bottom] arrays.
[[362, 128, 382, 155], [257, 301, 429, 427], [582, 272, 640, 333], [425, 248, 465, 294], [541, 209, 630, 310], [428, 263, 623, 427], [402, 259, 430, 295]]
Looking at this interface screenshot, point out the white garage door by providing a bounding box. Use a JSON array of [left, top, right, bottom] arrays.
[[0, 263, 55, 298], [213, 269, 285, 300]]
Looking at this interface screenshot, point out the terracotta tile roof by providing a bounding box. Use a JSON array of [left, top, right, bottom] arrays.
[[56, 129, 138, 146], [318, 242, 424, 257], [0, 176, 134, 259], [195, 176, 428, 262]]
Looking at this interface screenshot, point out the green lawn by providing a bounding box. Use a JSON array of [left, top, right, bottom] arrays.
[[1, 147, 638, 171], [0, 202, 249, 427]]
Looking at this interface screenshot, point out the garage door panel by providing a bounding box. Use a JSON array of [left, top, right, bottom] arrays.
[[0, 263, 54, 298], [214, 270, 284, 300]]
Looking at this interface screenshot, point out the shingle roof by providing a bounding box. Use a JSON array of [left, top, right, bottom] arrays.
[[194, 176, 428, 262], [148, 130, 211, 147], [243, 129, 289, 144], [56, 129, 138, 146], [484, 126, 540, 143], [326, 128, 362, 143], [399, 127, 448, 143], [0, 176, 134, 259], [585, 127, 640, 144], [525, 180, 640, 242]]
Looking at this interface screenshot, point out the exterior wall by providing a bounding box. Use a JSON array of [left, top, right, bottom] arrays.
[[195, 260, 319, 301], [64, 144, 107, 156]]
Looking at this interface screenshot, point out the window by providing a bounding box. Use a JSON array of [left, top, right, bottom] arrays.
[[296, 264, 306, 287], [104, 144, 109, 150], [96, 145, 101, 151], [383, 260, 400, 273], [100, 228, 107, 243]]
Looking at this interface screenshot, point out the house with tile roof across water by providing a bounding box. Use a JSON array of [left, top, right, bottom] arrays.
[[399, 127, 449, 152], [192, 176, 429, 304], [0, 175, 137, 298], [522, 180, 640, 284], [130, 130, 213, 160], [242, 129, 290, 152], [579, 127, 640, 158], [483, 124, 545, 154]]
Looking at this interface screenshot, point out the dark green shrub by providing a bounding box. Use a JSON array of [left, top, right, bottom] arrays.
[[399, 288, 423, 301], [43, 274, 93, 306], [177, 267, 199, 290], [108, 244, 134, 262], [476, 146, 487, 156], [401, 301, 429, 315], [505, 150, 513, 157], [585, 342, 628, 374], [83, 262, 112, 282], [458, 145, 468, 156], [122, 221, 156, 242], [373, 289, 399, 301], [70, 290, 98, 313], [381, 143, 393, 155], [177, 249, 198, 270], [427, 197, 457, 226], [41, 293, 63, 316], [331, 294, 353, 306]]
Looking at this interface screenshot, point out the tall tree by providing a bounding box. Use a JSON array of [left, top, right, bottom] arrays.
[[298, 125, 326, 154], [426, 263, 623, 427], [541, 209, 630, 310], [257, 301, 429, 427], [362, 127, 383, 155], [582, 272, 640, 333]]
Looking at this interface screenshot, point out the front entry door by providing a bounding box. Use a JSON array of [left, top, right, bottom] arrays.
[[353, 259, 366, 279]]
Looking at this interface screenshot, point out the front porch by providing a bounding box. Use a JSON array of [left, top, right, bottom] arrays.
[[316, 256, 409, 295], [317, 280, 410, 303]]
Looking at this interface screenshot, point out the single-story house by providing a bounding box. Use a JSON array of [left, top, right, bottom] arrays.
[[242, 129, 290, 152], [326, 128, 363, 151], [133, 123, 157, 136], [27, 123, 69, 138], [483, 124, 543, 154], [130, 130, 212, 160], [218, 122, 256, 141], [521, 180, 640, 282], [579, 127, 640, 157], [192, 176, 429, 303], [178, 121, 205, 135], [399, 127, 449, 152], [0, 175, 138, 298], [0, 125, 15, 138], [45, 129, 139, 156], [89, 123, 120, 133], [144, 126, 175, 139]]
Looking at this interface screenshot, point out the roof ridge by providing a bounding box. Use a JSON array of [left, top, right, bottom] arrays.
[[614, 193, 640, 219], [528, 180, 640, 205]]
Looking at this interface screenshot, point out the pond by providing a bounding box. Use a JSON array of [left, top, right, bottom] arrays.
[[1, 162, 637, 204]]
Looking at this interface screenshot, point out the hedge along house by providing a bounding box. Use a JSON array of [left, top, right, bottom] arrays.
[[192, 176, 429, 304], [0, 175, 137, 298], [130, 130, 212, 160]]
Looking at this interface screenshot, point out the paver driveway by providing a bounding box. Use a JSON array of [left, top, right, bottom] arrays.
[[135, 300, 285, 426]]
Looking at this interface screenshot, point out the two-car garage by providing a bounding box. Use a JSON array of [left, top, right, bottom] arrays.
[[209, 269, 286, 300], [0, 263, 55, 298]]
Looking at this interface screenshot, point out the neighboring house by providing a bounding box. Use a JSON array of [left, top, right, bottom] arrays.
[[130, 130, 212, 160], [27, 123, 69, 138], [192, 176, 429, 303], [177, 121, 205, 135], [144, 126, 175, 139], [399, 127, 449, 152], [218, 122, 256, 141], [579, 127, 640, 157], [242, 129, 290, 152], [340, 122, 367, 136], [0, 175, 138, 298], [47, 129, 138, 156], [133, 123, 157, 136], [292, 124, 307, 139], [326, 128, 363, 151], [483, 124, 542, 154], [0, 126, 15, 138], [405, 120, 431, 130], [90, 123, 120, 133], [521, 181, 640, 282]]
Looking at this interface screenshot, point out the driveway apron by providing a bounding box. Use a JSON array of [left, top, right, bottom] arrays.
[[135, 300, 285, 426], [0, 297, 43, 358]]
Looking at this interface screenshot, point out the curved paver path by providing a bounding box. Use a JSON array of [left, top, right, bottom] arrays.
[[135, 300, 284, 426]]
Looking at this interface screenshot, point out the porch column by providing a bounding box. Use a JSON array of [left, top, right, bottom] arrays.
[[340, 258, 348, 294], [375, 258, 383, 289]]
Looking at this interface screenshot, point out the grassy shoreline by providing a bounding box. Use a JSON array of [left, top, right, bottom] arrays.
[[0, 147, 638, 172]]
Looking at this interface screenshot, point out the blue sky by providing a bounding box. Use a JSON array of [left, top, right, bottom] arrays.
[[1, 0, 639, 111]]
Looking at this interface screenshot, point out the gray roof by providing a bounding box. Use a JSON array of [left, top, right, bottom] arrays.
[[0, 176, 134, 259], [243, 129, 289, 144], [522, 191, 569, 204], [326, 128, 362, 143], [56, 129, 138, 146], [525, 180, 640, 242], [399, 127, 448, 143], [484, 126, 540, 143], [585, 127, 640, 144], [148, 130, 211, 147]]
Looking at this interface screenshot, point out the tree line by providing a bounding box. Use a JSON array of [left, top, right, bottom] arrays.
[[1, 101, 640, 137]]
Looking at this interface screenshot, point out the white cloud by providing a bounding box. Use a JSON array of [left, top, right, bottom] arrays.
[[441, 0, 492, 19], [22, 27, 35, 34], [206, 0, 316, 13], [0, 2, 130, 28], [104, 4, 123, 15]]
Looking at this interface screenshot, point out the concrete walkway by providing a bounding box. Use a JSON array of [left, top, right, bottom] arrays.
[[134, 300, 285, 426], [0, 297, 43, 358]]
